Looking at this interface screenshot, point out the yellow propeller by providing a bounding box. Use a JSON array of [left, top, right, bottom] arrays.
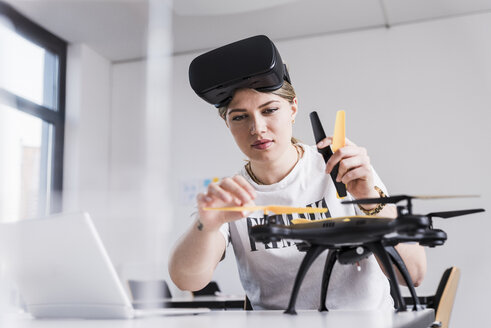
[[203, 205, 327, 215], [291, 215, 394, 225], [332, 110, 345, 152]]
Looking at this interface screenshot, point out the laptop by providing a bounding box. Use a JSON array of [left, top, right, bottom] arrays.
[[2, 212, 209, 319]]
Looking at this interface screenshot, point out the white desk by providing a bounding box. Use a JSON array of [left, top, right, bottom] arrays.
[[133, 295, 245, 310], [0, 309, 434, 328]]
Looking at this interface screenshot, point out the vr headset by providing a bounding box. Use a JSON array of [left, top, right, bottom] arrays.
[[189, 35, 291, 108]]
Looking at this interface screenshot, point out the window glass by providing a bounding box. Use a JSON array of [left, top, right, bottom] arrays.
[[0, 104, 52, 222], [0, 22, 57, 110]]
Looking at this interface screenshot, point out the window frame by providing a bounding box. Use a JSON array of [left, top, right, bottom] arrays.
[[0, 1, 67, 213]]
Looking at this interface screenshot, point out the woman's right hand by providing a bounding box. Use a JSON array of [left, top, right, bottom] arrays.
[[196, 175, 256, 232]]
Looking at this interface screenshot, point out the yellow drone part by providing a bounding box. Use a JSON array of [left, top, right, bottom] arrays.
[[204, 205, 328, 215], [291, 218, 315, 224], [291, 215, 394, 225], [203, 206, 266, 213], [265, 206, 327, 215], [332, 110, 345, 152]]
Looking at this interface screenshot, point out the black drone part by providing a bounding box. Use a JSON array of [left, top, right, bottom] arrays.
[[343, 195, 484, 217], [295, 242, 311, 252], [254, 234, 281, 244], [394, 215, 430, 233], [425, 209, 485, 229], [419, 240, 445, 247], [427, 209, 485, 219], [343, 195, 417, 214], [337, 246, 372, 265], [343, 194, 481, 206], [417, 229, 447, 247], [343, 195, 413, 205]]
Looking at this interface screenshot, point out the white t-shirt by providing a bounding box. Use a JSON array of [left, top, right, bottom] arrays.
[[219, 143, 393, 311]]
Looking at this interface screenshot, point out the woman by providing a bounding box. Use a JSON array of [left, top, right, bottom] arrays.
[[169, 66, 426, 312]]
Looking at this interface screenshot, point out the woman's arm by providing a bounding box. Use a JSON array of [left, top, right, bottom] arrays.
[[318, 137, 427, 287], [168, 175, 256, 291], [168, 218, 227, 291]]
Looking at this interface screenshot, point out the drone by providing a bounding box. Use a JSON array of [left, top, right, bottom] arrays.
[[205, 198, 484, 314], [248, 195, 484, 314]]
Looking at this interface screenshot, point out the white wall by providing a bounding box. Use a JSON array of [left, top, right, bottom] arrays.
[[65, 46, 172, 286], [64, 44, 111, 219], [67, 11, 491, 326], [109, 60, 172, 283]]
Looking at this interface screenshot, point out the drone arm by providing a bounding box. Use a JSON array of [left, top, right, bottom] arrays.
[[374, 243, 426, 289], [367, 242, 406, 312], [385, 246, 421, 311], [285, 245, 327, 315], [319, 249, 338, 312]]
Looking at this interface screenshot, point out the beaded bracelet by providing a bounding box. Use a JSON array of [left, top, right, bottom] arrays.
[[357, 186, 387, 216]]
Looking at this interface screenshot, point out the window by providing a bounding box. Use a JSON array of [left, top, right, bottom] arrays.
[[0, 2, 66, 222]]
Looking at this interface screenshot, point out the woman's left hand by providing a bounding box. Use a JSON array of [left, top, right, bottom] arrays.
[[318, 137, 377, 200]]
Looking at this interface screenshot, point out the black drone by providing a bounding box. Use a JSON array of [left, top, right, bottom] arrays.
[[255, 110, 484, 314], [250, 195, 484, 314]]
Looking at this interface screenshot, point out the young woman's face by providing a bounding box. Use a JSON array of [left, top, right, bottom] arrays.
[[225, 88, 297, 163]]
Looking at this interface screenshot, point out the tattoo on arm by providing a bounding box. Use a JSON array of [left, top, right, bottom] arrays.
[[197, 219, 204, 231]]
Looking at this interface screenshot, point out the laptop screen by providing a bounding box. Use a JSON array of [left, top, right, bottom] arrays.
[[2, 212, 134, 318]]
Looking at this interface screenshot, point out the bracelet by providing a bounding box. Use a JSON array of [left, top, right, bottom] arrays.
[[357, 186, 387, 216]]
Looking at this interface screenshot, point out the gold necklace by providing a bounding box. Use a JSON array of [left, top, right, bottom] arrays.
[[245, 144, 302, 185]]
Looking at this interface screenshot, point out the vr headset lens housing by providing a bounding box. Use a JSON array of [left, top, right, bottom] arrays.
[[189, 35, 291, 107]]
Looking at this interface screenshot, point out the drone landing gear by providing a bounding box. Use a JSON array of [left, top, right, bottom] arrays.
[[285, 243, 421, 314], [366, 242, 406, 312], [284, 247, 340, 314], [319, 249, 338, 312], [366, 243, 422, 312], [284, 245, 326, 314], [385, 246, 421, 311]]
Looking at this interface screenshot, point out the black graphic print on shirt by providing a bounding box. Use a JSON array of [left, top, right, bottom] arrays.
[[246, 197, 331, 252]]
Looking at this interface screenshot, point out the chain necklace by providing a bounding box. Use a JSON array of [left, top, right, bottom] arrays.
[[245, 144, 302, 185]]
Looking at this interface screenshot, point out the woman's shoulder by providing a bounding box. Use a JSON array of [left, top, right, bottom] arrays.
[[296, 143, 326, 173], [297, 142, 315, 152], [297, 143, 322, 161]]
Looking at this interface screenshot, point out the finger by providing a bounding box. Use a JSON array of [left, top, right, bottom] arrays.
[[240, 201, 256, 218], [317, 136, 333, 149], [345, 137, 356, 146], [197, 193, 213, 206], [341, 166, 371, 185], [336, 156, 369, 182], [220, 177, 254, 205], [219, 200, 257, 222], [197, 193, 225, 217], [232, 175, 256, 200], [325, 145, 366, 174], [207, 183, 233, 203]]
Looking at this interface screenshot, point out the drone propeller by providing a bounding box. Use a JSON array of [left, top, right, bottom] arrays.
[[342, 194, 480, 205], [291, 215, 393, 225], [427, 209, 485, 219], [203, 205, 327, 215]]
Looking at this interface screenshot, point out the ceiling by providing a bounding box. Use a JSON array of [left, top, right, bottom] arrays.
[[3, 0, 491, 62]]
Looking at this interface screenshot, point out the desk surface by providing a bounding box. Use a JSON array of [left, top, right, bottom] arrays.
[[0, 309, 434, 328], [133, 295, 245, 309]]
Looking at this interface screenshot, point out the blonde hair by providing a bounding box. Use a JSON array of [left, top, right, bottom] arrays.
[[218, 81, 300, 144]]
